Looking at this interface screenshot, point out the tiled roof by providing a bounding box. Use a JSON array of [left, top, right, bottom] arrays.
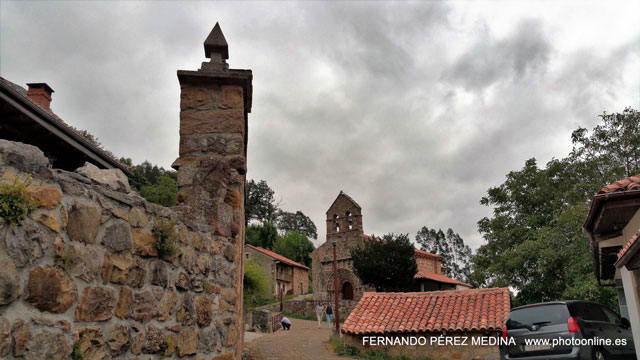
[[246, 244, 309, 270], [616, 228, 640, 264], [414, 269, 472, 288], [597, 175, 640, 194], [342, 288, 510, 335], [0, 76, 130, 172], [414, 248, 442, 259]]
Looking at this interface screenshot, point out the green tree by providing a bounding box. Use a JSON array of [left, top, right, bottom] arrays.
[[351, 233, 418, 292], [416, 227, 471, 283], [272, 231, 315, 267], [276, 210, 318, 239], [246, 179, 279, 223], [472, 108, 638, 308], [138, 175, 177, 207], [243, 259, 272, 307], [245, 221, 280, 250]]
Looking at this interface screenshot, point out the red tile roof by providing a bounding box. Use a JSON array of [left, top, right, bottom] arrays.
[[597, 174, 640, 194], [414, 248, 442, 260], [616, 228, 640, 267], [342, 288, 510, 335], [246, 244, 310, 270], [414, 269, 472, 288]]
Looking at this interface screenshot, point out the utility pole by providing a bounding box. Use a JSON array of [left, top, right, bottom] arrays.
[[333, 241, 340, 334]]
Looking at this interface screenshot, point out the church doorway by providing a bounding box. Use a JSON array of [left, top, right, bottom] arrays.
[[342, 282, 354, 300]]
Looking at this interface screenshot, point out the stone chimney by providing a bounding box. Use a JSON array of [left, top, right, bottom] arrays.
[[26, 83, 54, 111], [172, 22, 252, 359]]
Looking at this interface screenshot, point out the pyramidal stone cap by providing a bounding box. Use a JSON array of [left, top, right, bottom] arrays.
[[204, 22, 229, 59]]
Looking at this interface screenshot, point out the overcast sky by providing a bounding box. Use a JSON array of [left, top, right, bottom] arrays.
[[1, 1, 639, 249]]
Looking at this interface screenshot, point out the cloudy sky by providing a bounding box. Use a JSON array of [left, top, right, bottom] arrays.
[[1, 1, 639, 249]]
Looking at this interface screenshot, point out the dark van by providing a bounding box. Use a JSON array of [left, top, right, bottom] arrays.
[[499, 301, 635, 359]]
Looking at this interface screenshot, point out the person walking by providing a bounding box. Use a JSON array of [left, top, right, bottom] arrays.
[[326, 304, 333, 329], [315, 302, 324, 328]]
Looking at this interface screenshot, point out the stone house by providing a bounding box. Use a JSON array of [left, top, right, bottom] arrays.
[[583, 174, 640, 355], [341, 288, 510, 360], [244, 244, 309, 297], [310, 192, 470, 302]]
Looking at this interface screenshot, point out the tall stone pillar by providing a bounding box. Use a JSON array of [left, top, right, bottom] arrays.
[[173, 22, 252, 359]]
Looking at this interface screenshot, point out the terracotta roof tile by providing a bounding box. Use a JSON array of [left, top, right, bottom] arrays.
[[597, 174, 640, 194], [414, 269, 472, 288], [342, 288, 510, 335], [617, 228, 640, 261], [246, 244, 309, 270], [414, 248, 442, 260]]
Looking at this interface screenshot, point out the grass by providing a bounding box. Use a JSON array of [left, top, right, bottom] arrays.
[[282, 311, 316, 321], [245, 294, 297, 310], [329, 336, 432, 360]]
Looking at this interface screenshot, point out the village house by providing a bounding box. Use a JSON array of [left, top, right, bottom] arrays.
[[584, 174, 640, 356], [245, 244, 310, 297], [341, 288, 510, 360], [310, 191, 470, 302]]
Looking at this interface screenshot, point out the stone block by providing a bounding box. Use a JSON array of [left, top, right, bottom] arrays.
[[13, 319, 30, 356], [73, 327, 105, 360], [75, 286, 116, 322], [115, 286, 133, 319], [179, 109, 244, 135], [130, 291, 158, 324], [0, 252, 21, 305], [177, 326, 198, 356], [76, 162, 131, 193], [67, 199, 101, 244], [24, 330, 72, 360], [181, 87, 211, 110], [219, 85, 244, 109], [25, 185, 62, 210], [107, 323, 130, 356], [0, 316, 9, 357], [100, 220, 133, 252], [26, 266, 77, 313], [158, 290, 179, 322], [132, 228, 158, 257]]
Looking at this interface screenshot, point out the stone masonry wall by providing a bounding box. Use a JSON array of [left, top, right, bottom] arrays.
[[0, 140, 238, 359]]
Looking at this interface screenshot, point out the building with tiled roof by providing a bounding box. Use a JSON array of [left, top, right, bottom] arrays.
[[342, 288, 510, 360], [584, 173, 640, 356], [0, 76, 130, 174], [244, 244, 309, 297], [310, 192, 472, 305]]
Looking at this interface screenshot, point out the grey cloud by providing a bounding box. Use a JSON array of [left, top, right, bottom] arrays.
[[444, 19, 551, 91], [1, 1, 637, 251]]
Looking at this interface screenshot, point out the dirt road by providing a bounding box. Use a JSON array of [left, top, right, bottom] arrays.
[[245, 318, 342, 360]]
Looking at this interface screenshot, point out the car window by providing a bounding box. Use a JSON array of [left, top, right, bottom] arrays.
[[507, 304, 570, 329], [569, 303, 607, 322], [600, 306, 621, 325]]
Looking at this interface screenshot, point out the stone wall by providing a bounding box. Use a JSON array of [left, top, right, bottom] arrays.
[[259, 299, 358, 323], [343, 332, 501, 360], [0, 140, 239, 359]]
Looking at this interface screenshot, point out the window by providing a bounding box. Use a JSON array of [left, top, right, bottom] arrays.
[[600, 306, 622, 325], [334, 214, 340, 232], [245, 253, 249, 259], [346, 211, 353, 230]]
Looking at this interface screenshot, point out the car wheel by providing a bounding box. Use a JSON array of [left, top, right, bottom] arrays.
[[591, 348, 606, 360]]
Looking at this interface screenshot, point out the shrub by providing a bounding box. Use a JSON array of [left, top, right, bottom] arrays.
[[71, 342, 85, 360], [244, 259, 271, 308], [153, 217, 179, 257], [55, 245, 79, 274], [0, 175, 37, 226]]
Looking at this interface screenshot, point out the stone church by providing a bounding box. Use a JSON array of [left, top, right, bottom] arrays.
[[310, 192, 471, 302]]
